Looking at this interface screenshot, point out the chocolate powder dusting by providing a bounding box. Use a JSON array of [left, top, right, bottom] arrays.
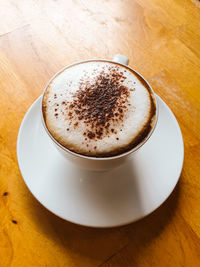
[[68, 66, 130, 139]]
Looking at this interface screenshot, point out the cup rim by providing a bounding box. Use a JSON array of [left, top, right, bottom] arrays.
[[41, 59, 158, 161]]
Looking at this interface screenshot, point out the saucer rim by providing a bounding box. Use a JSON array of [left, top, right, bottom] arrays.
[[17, 95, 184, 228]]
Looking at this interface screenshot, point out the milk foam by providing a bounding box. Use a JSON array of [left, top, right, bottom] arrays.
[[43, 61, 155, 156]]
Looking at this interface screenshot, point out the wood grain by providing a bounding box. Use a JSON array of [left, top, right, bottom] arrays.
[[0, 0, 200, 266]]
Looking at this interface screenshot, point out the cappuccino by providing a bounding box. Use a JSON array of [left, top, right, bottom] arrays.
[[42, 61, 156, 157]]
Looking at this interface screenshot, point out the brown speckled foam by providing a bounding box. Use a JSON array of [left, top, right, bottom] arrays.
[[42, 61, 156, 157]]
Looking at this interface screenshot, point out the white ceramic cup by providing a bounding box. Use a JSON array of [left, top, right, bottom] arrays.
[[41, 55, 158, 171]]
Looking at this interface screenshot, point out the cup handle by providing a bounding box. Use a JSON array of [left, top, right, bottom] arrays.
[[112, 54, 129, 66]]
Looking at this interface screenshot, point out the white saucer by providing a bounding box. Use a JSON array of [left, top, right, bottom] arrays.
[[17, 95, 184, 228]]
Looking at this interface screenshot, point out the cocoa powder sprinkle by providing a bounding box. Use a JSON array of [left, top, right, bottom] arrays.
[[67, 66, 130, 139]]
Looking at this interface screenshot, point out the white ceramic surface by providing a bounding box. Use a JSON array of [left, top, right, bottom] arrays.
[[40, 55, 158, 170], [17, 95, 184, 228]]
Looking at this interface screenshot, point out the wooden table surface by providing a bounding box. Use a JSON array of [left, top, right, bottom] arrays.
[[0, 0, 200, 266]]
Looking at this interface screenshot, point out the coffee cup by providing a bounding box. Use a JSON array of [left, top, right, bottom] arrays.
[[41, 55, 158, 170]]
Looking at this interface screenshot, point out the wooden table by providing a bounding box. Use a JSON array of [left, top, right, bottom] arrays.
[[0, 0, 200, 266]]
